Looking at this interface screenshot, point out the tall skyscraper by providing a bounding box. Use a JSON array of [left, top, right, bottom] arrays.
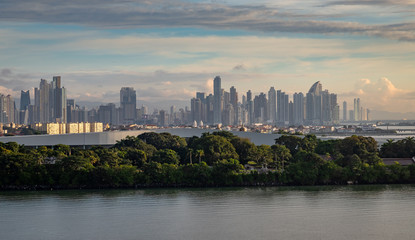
[[254, 93, 267, 123], [159, 110, 166, 127], [343, 101, 347, 121], [230, 86, 238, 125], [120, 87, 137, 124], [246, 90, 253, 125], [213, 76, 222, 124], [191, 97, 202, 123], [50, 76, 67, 123], [37, 79, 50, 123], [354, 98, 360, 121], [306, 81, 329, 125], [277, 90, 289, 125], [0, 94, 16, 123], [293, 92, 304, 125], [20, 90, 30, 111], [268, 87, 276, 124]]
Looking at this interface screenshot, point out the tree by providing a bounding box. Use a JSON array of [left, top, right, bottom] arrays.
[[270, 145, 292, 171], [230, 137, 257, 165], [255, 145, 273, 167], [212, 159, 244, 186], [301, 134, 318, 153], [138, 132, 187, 151], [152, 149, 180, 165], [275, 135, 302, 154], [114, 136, 157, 158], [124, 149, 147, 168], [195, 149, 204, 164], [196, 135, 239, 165]]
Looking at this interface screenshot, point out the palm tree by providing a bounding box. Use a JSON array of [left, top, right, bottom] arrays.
[[188, 148, 194, 164], [196, 149, 204, 164]]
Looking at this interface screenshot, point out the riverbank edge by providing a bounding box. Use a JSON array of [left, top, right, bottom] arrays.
[[1, 181, 408, 191]]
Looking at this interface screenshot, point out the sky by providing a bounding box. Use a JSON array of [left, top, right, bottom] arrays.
[[0, 0, 414, 118]]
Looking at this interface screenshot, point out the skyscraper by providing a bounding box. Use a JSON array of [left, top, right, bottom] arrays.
[[37, 79, 50, 123], [20, 90, 30, 111], [191, 97, 202, 123], [268, 87, 276, 124], [277, 90, 289, 125], [0, 94, 16, 123], [354, 98, 360, 121], [120, 87, 137, 124], [293, 92, 304, 125], [254, 93, 267, 123], [306, 81, 325, 125], [50, 76, 67, 123], [230, 86, 238, 125], [213, 76, 222, 124], [343, 101, 347, 121]]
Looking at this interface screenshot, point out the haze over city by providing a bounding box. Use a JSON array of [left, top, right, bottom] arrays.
[[0, 0, 414, 119]]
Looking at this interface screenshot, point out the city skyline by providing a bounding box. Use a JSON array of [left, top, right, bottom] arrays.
[[1, 75, 374, 126], [0, 0, 414, 118]]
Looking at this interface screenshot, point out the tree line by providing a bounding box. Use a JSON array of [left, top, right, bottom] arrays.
[[1, 132, 415, 189]]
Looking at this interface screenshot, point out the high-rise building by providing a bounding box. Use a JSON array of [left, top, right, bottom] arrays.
[[51, 76, 67, 123], [230, 86, 238, 110], [205, 94, 214, 125], [230, 86, 238, 125], [304, 81, 340, 125], [354, 98, 360, 121], [293, 92, 304, 125], [254, 93, 267, 123], [97, 103, 118, 125], [36, 79, 50, 123], [268, 87, 276, 124], [246, 90, 253, 125], [20, 90, 30, 111], [277, 90, 289, 125], [120, 87, 136, 124], [191, 97, 202, 123], [159, 110, 166, 127], [306, 81, 323, 125], [213, 76, 222, 124], [343, 101, 347, 121], [0, 94, 16, 123]]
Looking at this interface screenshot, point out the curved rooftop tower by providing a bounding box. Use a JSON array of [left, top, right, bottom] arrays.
[[308, 81, 322, 96]]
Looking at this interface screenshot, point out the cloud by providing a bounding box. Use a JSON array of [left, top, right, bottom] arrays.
[[233, 64, 246, 71], [0, 68, 38, 95], [0, 0, 414, 41], [343, 78, 415, 112], [325, 0, 415, 6]]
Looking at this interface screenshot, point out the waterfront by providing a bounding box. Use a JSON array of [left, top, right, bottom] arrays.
[[1, 185, 415, 240]]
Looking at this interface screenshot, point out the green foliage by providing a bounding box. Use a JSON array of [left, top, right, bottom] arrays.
[[194, 134, 239, 165], [230, 137, 257, 165], [315, 139, 341, 155], [152, 149, 180, 165], [137, 132, 187, 151], [212, 159, 243, 186], [270, 144, 292, 171], [2, 132, 415, 189], [275, 135, 302, 154], [380, 137, 415, 158]]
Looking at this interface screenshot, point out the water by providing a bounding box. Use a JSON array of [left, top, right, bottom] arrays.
[[1, 185, 415, 240]]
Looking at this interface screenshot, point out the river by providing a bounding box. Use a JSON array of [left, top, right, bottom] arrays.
[[1, 185, 415, 240]]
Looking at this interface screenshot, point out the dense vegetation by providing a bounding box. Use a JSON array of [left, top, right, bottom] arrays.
[[1, 132, 415, 189]]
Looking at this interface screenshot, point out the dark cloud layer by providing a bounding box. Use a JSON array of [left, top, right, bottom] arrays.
[[325, 0, 415, 6], [0, 0, 414, 41], [0, 68, 35, 90]]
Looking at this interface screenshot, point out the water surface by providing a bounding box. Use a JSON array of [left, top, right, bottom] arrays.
[[1, 185, 415, 240]]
